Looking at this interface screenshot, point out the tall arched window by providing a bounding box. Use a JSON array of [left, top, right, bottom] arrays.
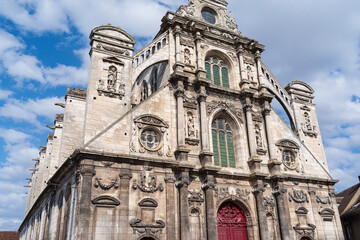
[[141, 81, 149, 101], [151, 68, 158, 93], [205, 57, 230, 87], [212, 118, 235, 167]]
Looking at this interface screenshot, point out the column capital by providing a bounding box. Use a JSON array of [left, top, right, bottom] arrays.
[[272, 186, 287, 196], [197, 89, 207, 102], [173, 25, 182, 35], [119, 169, 132, 179], [174, 84, 185, 98], [201, 175, 217, 191], [255, 50, 261, 60]]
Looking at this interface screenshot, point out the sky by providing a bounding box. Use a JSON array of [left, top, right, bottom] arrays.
[[0, 0, 359, 231]]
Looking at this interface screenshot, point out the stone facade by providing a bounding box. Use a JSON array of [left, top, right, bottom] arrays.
[[19, 0, 344, 239]]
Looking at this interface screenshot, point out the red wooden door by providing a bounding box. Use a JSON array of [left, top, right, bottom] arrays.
[[217, 202, 248, 240]]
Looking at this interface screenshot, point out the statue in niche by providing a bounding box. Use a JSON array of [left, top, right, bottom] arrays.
[[246, 66, 256, 82], [303, 112, 312, 131], [255, 124, 263, 148], [187, 111, 196, 138], [107, 66, 117, 91], [184, 48, 191, 65]]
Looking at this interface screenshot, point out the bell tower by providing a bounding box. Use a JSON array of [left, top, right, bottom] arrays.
[[83, 25, 136, 144]]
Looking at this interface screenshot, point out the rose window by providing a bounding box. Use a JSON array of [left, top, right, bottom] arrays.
[[140, 129, 161, 150], [282, 151, 295, 169]]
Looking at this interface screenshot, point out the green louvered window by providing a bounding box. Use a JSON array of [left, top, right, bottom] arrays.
[[205, 57, 230, 87], [212, 118, 236, 168]]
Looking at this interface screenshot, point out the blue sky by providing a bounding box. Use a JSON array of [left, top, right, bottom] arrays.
[[0, 0, 360, 231]]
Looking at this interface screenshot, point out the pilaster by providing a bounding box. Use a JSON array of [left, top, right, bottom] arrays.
[[165, 175, 176, 240], [75, 160, 95, 240], [273, 183, 291, 240], [253, 182, 269, 240], [202, 174, 218, 240], [119, 167, 132, 239], [176, 171, 191, 240]]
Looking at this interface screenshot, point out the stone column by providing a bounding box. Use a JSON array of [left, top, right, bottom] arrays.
[[262, 101, 277, 161], [165, 175, 176, 240], [273, 184, 291, 240], [119, 167, 132, 239], [244, 98, 257, 158], [176, 171, 191, 240], [195, 31, 203, 70], [174, 81, 186, 148], [202, 175, 218, 240], [253, 183, 269, 240], [255, 50, 265, 85], [76, 160, 95, 240], [174, 25, 182, 63], [237, 47, 247, 81]]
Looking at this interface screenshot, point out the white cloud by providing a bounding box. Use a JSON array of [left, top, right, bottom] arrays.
[[0, 89, 13, 100], [0, 29, 88, 86], [0, 96, 63, 127]]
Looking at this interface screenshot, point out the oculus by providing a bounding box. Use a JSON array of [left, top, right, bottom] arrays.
[[201, 8, 216, 24], [282, 150, 296, 169], [140, 128, 162, 151]]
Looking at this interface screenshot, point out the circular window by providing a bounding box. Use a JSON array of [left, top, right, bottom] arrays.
[[282, 151, 296, 169], [201, 8, 216, 24], [140, 128, 162, 151]]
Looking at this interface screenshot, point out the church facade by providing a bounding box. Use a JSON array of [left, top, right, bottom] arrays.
[[19, 0, 344, 239]]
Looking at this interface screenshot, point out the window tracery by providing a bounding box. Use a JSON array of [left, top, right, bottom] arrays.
[[205, 57, 230, 88], [211, 118, 235, 167]]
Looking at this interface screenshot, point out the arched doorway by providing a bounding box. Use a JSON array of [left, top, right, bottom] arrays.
[[217, 202, 248, 240]]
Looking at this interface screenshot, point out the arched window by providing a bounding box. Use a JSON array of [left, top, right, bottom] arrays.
[[205, 57, 229, 87], [212, 118, 235, 167], [151, 68, 158, 93], [141, 81, 149, 101]]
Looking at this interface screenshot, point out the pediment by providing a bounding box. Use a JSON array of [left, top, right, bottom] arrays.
[[92, 195, 120, 206], [138, 198, 158, 208], [286, 80, 314, 94], [295, 207, 308, 215], [134, 114, 169, 128], [92, 25, 135, 44], [319, 208, 335, 216], [276, 139, 300, 149], [103, 56, 125, 65]]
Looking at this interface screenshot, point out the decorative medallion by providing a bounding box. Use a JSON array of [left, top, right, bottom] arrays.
[[289, 189, 309, 203], [94, 171, 119, 190]]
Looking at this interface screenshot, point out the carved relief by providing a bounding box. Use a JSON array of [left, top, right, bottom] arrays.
[[263, 196, 276, 215], [176, 0, 195, 17], [224, 11, 238, 31], [130, 115, 172, 156], [216, 186, 251, 207], [301, 106, 318, 137], [94, 171, 119, 190], [276, 139, 303, 173], [97, 62, 125, 99], [206, 101, 242, 121], [130, 198, 165, 239], [94, 178, 119, 190], [289, 189, 309, 203], [185, 110, 199, 146], [188, 189, 204, 211], [133, 170, 164, 193], [316, 195, 332, 205], [294, 207, 316, 238]]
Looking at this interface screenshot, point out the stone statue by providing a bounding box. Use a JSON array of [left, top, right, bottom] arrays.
[[107, 66, 117, 91]]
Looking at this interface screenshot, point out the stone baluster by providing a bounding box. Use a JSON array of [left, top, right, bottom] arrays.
[[273, 184, 291, 240], [119, 167, 132, 239], [176, 171, 191, 240], [202, 175, 218, 240]]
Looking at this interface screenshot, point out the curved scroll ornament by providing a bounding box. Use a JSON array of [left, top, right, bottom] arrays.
[[94, 177, 119, 190], [289, 189, 309, 203], [133, 171, 164, 193], [316, 195, 331, 205]]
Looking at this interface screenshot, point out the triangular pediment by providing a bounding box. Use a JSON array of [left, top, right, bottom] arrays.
[[103, 56, 125, 65]]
